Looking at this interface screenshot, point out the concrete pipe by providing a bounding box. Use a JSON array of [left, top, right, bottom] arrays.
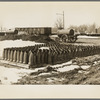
[[19, 50, 24, 63], [23, 51, 28, 64], [10, 49, 14, 62], [48, 50, 52, 64], [28, 51, 34, 66], [5, 49, 8, 60], [2, 49, 5, 60], [7, 49, 11, 61], [13, 50, 17, 62], [16, 50, 21, 63], [41, 50, 45, 64]]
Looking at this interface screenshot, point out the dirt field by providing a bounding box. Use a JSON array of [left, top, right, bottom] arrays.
[[1, 36, 100, 85], [14, 54, 100, 85]]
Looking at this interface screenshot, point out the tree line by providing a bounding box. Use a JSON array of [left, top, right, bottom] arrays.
[[55, 18, 100, 34], [68, 23, 100, 34]]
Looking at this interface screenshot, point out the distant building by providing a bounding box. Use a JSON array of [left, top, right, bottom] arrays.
[[51, 27, 58, 34], [0, 29, 18, 36], [0, 32, 5, 36], [15, 27, 51, 35]]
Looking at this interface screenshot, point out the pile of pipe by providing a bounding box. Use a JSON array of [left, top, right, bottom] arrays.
[[2, 43, 100, 68]]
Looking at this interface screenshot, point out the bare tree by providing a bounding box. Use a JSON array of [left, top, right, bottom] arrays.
[[87, 23, 96, 33], [68, 23, 96, 34], [55, 18, 63, 30]]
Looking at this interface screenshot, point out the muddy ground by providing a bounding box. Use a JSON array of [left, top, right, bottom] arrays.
[[1, 36, 100, 85], [13, 54, 100, 85], [16, 37, 100, 85], [1, 54, 100, 85]]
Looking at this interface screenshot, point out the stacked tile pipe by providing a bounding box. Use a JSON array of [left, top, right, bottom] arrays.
[[2, 43, 100, 68]]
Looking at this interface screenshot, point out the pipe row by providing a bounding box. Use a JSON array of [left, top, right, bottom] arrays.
[[2, 43, 100, 68]]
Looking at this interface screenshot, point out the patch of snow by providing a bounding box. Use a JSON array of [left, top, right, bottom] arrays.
[[51, 61, 72, 68], [0, 40, 43, 58], [32, 67, 46, 72], [78, 35, 99, 39], [49, 35, 58, 38], [39, 47, 49, 50], [47, 77, 58, 82], [38, 72, 51, 76], [57, 65, 79, 72], [94, 61, 98, 64], [78, 70, 83, 73], [47, 78, 54, 82], [0, 65, 34, 85], [81, 65, 90, 69]]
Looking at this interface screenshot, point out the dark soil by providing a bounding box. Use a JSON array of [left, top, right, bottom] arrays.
[[0, 34, 55, 43], [14, 54, 100, 85]]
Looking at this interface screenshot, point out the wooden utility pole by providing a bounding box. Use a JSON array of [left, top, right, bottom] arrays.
[[63, 11, 64, 29]]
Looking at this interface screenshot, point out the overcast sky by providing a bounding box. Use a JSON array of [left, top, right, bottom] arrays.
[[0, 2, 100, 29]]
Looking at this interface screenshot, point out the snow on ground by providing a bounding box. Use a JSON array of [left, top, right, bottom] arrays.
[[0, 59, 91, 85], [0, 63, 50, 85], [0, 39, 43, 58], [0, 65, 34, 85], [51, 61, 72, 68], [39, 72, 51, 76], [49, 35, 58, 38], [78, 35, 99, 39], [39, 47, 49, 50], [0, 39, 93, 84], [50, 35, 100, 39], [57, 65, 80, 72], [81, 65, 90, 69]]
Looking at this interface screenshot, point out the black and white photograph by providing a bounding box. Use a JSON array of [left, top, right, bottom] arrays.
[[0, 1, 100, 86]]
